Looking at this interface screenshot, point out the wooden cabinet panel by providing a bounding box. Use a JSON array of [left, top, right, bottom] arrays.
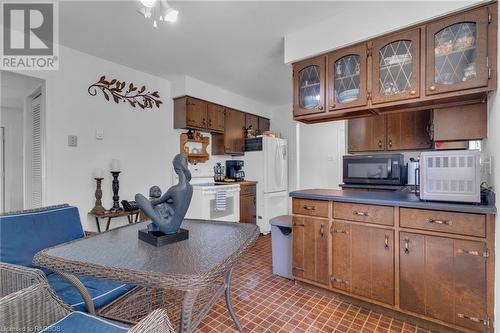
[[293, 56, 326, 117], [207, 104, 225, 133], [258, 117, 270, 132], [400, 232, 488, 330], [331, 221, 351, 291], [433, 103, 487, 141], [347, 115, 386, 152], [327, 43, 368, 111], [333, 202, 393, 226], [224, 109, 245, 155], [386, 110, 432, 150], [426, 7, 490, 95], [292, 216, 329, 286], [240, 192, 256, 224], [372, 28, 421, 104], [245, 114, 259, 130], [400, 208, 486, 237], [351, 225, 394, 305], [186, 97, 208, 129], [293, 199, 329, 218]]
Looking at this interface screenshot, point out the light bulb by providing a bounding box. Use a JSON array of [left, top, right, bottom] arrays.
[[164, 7, 178, 22], [140, 0, 157, 8]]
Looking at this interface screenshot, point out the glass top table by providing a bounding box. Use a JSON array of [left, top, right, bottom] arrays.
[[33, 220, 260, 333]]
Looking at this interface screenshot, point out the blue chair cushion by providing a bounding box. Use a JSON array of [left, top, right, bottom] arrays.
[[47, 273, 134, 312], [0, 205, 84, 274], [39, 312, 129, 333]]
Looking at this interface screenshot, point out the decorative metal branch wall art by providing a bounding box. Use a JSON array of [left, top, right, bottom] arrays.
[[88, 75, 162, 109]]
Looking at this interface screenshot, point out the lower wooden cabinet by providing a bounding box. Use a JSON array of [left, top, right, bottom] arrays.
[[292, 216, 329, 286], [332, 222, 394, 305], [239, 183, 256, 224], [400, 232, 488, 332]]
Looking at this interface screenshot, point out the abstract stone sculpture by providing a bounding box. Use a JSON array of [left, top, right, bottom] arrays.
[[136, 154, 193, 234]]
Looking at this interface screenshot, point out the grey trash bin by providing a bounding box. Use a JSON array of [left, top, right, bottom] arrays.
[[270, 215, 293, 279]]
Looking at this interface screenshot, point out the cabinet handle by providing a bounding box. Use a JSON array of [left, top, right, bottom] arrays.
[[457, 313, 489, 326], [253, 197, 256, 205], [318, 105, 324, 111], [303, 205, 316, 211], [404, 238, 410, 254], [384, 234, 389, 249], [330, 103, 336, 109], [427, 218, 451, 226], [457, 249, 489, 258], [332, 229, 349, 235], [378, 140, 382, 148], [352, 210, 368, 217], [429, 85, 436, 91], [293, 223, 305, 227], [320, 224, 324, 237], [388, 139, 393, 148], [331, 276, 349, 284], [293, 267, 305, 272], [410, 90, 416, 95]]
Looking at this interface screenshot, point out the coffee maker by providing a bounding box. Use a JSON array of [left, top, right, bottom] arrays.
[[226, 160, 245, 181]]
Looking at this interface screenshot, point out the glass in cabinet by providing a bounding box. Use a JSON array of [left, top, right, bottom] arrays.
[[293, 56, 326, 116], [328, 44, 367, 111], [426, 7, 489, 95], [371, 29, 421, 104]]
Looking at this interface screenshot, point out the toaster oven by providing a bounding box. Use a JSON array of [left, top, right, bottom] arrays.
[[419, 150, 481, 203]]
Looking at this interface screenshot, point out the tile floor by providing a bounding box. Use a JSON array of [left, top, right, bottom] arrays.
[[197, 235, 434, 333]]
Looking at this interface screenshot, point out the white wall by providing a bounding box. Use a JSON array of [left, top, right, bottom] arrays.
[[284, 1, 478, 63]]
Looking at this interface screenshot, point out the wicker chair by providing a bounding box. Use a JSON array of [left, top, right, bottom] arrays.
[[0, 283, 174, 333]]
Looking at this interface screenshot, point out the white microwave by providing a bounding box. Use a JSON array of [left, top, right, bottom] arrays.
[[419, 150, 481, 203]]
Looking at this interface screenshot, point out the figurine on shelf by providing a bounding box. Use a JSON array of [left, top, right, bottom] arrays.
[[135, 154, 193, 234]]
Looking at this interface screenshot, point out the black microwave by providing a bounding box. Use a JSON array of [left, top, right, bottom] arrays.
[[343, 154, 406, 185]]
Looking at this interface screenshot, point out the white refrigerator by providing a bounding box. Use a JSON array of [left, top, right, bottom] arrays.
[[245, 136, 288, 234]]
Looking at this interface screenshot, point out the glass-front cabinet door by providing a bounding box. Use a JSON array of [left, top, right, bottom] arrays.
[[371, 29, 421, 105], [328, 44, 367, 111], [293, 56, 326, 116], [426, 7, 489, 95]]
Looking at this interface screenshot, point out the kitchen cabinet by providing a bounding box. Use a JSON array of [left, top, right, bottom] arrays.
[[239, 182, 256, 224], [433, 103, 487, 141], [347, 109, 431, 153], [258, 117, 270, 132], [371, 29, 421, 104], [212, 108, 245, 156], [386, 110, 432, 150], [245, 114, 259, 131], [327, 44, 368, 111], [347, 115, 386, 152], [292, 215, 329, 286], [292, 2, 497, 124], [426, 7, 490, 96], [400, 233, 488, 332], [207, 103, 225, 132], [174, 96, 208, 130], [293, 56, 326, 117]]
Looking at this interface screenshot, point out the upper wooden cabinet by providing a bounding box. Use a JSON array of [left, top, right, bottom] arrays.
[[207, 103, 225, 132], [386, 110, 432, 150], [258, 117, 270, 132], [348, 115, 386, 152], [292, 2, 497, 123], [328, 44, 368, 111], [174, 96, 224, 133], [221, 108, 245, 155], [245, 113, 258, 130], [371, 29, 421, 104], [426, 7, 490, 96], [293, 56, 326, 117]]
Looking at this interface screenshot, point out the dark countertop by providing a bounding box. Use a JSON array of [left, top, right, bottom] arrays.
[[339, 183, 406, 191], [215, 180, 258, 186], [290, 189, 496, 214]]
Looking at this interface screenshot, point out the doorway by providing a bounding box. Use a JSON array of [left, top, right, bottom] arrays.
[[0, 71, 45, 213]]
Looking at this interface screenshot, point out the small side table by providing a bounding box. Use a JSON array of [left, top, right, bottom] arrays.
[[88, 209, 140, 232]]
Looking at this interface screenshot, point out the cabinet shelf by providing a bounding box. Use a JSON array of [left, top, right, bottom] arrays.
[[379, 60, 412, 71], [299, 82, 321, 89], [335, 73, 360, 80], [435, 45, 476, 58]]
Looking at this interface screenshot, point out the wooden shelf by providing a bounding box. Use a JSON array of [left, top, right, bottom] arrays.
[[180, 132, 210, 164]]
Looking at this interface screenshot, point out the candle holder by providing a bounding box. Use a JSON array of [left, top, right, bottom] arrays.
[[90, 178, 106, 214], [110, 171, 123, 212]]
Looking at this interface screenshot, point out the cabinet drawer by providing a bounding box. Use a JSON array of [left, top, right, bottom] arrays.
[[293, 199, 329, 218], [240, 184, 256, 196], [334, 202, 393, 226], [400, 208, 486, 237]]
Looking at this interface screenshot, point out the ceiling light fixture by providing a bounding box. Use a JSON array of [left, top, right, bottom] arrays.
[[138, 0, 178, 27]]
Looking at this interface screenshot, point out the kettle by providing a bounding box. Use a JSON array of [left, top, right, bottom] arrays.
[[407, 158, 420, 186]]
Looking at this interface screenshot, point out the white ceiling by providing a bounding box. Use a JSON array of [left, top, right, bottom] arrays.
[[59, 1, 341, 106]]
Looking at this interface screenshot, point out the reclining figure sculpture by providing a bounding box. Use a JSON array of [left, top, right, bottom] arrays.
[[135, 154, 193, 234]]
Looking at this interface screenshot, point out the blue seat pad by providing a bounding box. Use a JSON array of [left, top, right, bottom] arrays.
[[46, 273, 134, 312], [40, 312, 129, 333]]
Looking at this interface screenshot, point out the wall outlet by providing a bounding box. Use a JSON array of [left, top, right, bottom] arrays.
[[95, 129, 104, 140], [67, 135, 78, 147]]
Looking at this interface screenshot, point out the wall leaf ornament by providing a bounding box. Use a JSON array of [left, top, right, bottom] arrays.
[[88, 75, 162, 109]]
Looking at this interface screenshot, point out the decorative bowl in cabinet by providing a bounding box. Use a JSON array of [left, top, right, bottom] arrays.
[[338, 89, 360, 103]]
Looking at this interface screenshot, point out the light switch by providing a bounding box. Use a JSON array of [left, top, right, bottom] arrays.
[[96, 129, 104, 140], [68, 135, 78, 147]]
